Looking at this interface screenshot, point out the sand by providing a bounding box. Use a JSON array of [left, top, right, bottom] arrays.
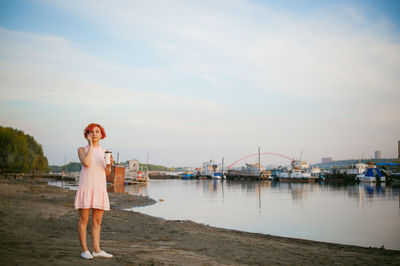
[[0, 178, 399, 265]]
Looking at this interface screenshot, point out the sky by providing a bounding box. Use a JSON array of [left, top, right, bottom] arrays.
[[0, 0, 399, 167]]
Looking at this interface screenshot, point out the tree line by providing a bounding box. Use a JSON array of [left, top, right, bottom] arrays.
[[49, 161, 179, 173], [135, 163, 175, 172], [0, 126, 49, 171], [50, 162, 81, 173]]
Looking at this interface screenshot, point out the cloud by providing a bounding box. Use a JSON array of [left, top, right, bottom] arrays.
[[85, 1, 399, 105], [1, 1, 400, 164], [37, 1, 400, 101], [0, 27, 224, 112]]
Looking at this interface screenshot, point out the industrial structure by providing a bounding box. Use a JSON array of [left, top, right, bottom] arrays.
[[321, 157, 332, 163]]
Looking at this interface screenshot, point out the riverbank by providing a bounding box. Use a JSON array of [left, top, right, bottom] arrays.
[[0, 178, 399, 265]]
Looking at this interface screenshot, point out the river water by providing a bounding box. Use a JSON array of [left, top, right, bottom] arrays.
[[50, 179, 400, 250]]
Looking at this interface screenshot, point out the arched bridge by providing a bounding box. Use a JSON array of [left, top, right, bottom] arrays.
[[227, 152, 293, 169]]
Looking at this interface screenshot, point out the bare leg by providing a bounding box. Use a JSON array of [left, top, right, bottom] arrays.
[[92, 208, 104, 253], [78, 209, 90, 252]]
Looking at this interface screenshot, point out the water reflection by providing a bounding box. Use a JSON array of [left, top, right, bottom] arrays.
[[49, 179, 398, 204], [107, 184, 125, 194], [193, 180, 394, 202], [125, 183, 149, 196], [48, 178, 400, 249], [48, 179, 150, 196], [48, 180, 78, 191], [132, 180, 400, 250], [362, 183, 385, 197]]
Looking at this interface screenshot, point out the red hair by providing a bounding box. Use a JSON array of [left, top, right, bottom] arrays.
[[84, 123, 106, 139]]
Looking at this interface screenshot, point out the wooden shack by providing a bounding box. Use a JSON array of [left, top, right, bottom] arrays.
[[106, 166, 125, 185]]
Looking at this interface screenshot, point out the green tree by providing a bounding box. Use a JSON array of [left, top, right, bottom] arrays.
[[0, 126, 49, 171], [62, 162, 82, 172]]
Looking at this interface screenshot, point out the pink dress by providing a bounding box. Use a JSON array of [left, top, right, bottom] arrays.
[[74, 145, 110, 210]]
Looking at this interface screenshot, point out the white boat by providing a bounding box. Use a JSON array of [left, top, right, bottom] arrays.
[[356, 174, 376, 182], [311, 167, 321, 178], [278, 169, 312, 179], [277, 160, 314, 180], [203, 160, 224, 178], [356, 166, 386, 182], [340, 163, 368, 176]]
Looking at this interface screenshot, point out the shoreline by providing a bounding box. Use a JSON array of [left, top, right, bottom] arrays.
[[0, 178, 399, 265]]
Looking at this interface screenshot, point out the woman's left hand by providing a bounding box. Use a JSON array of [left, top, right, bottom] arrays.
[[105, 156, 113, 176], [107, 155, 114, 167]]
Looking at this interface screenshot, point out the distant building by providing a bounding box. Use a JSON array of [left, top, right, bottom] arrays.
[[374, 151, 381, 159], [125, 159, 140, 179], [321, 157, 332, 163], [128, 160, 139, 171]]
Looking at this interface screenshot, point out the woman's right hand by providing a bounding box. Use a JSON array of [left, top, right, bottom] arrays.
[[86, 133, 93, 146]]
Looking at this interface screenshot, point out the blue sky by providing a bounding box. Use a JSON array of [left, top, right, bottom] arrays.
[[1, 0, 399, 166]]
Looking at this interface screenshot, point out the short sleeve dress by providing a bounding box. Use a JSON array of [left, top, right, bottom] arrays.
[[74, 145, 110, 210]]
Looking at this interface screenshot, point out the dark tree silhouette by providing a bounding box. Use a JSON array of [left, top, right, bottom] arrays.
[[0, 126, 49, 171]]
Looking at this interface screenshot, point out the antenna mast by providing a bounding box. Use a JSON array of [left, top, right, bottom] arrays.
[[299, 147, 304, 161]]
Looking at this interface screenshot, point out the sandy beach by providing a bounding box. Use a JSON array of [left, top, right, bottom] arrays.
[[0, 178, 399, 265]]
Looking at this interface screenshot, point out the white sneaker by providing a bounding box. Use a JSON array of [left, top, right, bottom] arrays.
[[92, 250, 113, 258], [80, 250, 94, 259]]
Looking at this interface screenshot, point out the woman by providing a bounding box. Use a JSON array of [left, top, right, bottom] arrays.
[[74, 123, 114, 259]]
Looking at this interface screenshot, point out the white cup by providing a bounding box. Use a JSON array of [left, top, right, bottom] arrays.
[[105, 151, 112, 165]]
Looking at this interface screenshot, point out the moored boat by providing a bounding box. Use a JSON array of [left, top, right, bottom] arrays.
[[180, 171, 194, 179], [340, 163, 368, 177], [211, 172, 224, 179], [277, 160, 317, 181], [202, 160, 224, 178], [356, 165, 386, 182]]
